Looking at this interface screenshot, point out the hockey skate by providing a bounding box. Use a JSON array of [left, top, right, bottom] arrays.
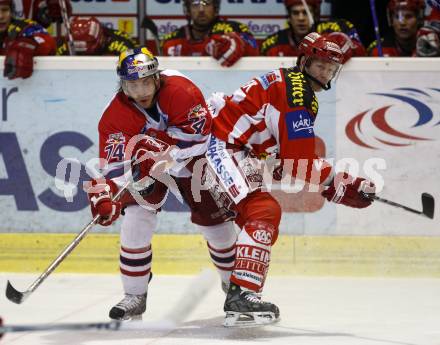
[[223, 282, 280, 327], [109, 293, 147, 321], [221, 280, 230, 294]]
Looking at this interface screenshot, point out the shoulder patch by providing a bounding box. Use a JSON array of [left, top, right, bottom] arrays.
[[257, 70, 282, 90], [283, 68, 318, 115], [162, 29, 180, 41], [283, 69, 307, 108], [212, 20, 237, 34], [261, 33, 279, 53]]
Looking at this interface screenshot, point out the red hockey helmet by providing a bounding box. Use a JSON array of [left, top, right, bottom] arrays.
[[297, 32, 343, 90], [322, 32, 355, 63], [298, 32, 344, 64], [387, 0, 426, 25], [284, 0, 322, 18], [388, 0, 425, 13], [70, 16, 105, 54]]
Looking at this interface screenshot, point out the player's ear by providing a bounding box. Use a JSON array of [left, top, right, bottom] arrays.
[[297, 55, 306, 71]]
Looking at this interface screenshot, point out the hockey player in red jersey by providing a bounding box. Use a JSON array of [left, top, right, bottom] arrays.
[[86, 47, 238, 321], [206, 32, 376, 327], [161, 0, 258, 67], [0, 0, 56, 79], [56, 16, 137, 56], [261, 0, 365, 61], [368, 0, 425, 56]]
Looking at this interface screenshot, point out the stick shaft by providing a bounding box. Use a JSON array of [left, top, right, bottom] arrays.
[[369, 0, 383, 56], [371, 195, 423, 215], [58, 0, 75, 55], [23, 181, 130, 295]]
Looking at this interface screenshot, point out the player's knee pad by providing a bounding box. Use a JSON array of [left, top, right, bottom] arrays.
[[231, 220, 277, 291], [243, 220, 278, 246], [121, 205, 157, 248], [262, 197, 282, 234]]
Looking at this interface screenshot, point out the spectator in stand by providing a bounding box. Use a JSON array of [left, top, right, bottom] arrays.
[[56, 16, 137, 55], [161, 0, 258, 67], [260, 0, 365, 62], [368, 0, 425, 57], [0, 0, 56, 79]]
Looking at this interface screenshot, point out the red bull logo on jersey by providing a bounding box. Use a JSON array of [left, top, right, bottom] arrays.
[[285, 110, 315, 140], [106, 132, 125, 144], [188, 104, 208, 120], [345, 88, 440, 150]]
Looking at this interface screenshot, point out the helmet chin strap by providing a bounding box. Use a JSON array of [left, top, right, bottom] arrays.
[[302, 69, 331, 91]]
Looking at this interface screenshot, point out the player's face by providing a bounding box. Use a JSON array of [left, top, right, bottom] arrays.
[[190, 1, 217, 29], [124, 77, 157, 109], [0, 5, 12, 33], [305, 57, 340, 92], [288, 4, 313, 38], [392, 9, 418, 40]]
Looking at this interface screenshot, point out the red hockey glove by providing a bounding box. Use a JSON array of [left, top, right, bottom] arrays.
[[131, 133, 175, 182], [416, 23, 440, 57], [4, 38, 38, 80], [206, 32, 245, 67], [86, 179, 121, 226], [321, 172, 376, 209]]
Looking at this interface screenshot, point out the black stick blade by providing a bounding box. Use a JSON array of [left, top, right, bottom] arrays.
[[6, 281, 25, 304], [141, 16, 159, 36], [421, 193, 435, 219]]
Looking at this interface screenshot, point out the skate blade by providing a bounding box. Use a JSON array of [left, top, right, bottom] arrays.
[[223, 311, 279, 328], [113, 314, 143, 322]]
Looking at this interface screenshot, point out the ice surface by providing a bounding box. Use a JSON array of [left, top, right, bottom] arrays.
[[1, 273, 439, 345]]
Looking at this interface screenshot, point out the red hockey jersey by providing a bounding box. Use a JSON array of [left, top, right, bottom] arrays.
[[98, 70, 211, 181], [161, 19, 258, 57], [261, 19, 364, 57], [209, 67, 332, 185]]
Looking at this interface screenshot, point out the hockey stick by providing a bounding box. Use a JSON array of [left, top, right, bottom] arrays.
[[0, 270, 216, 338], [141, 16, 162, 55], [369, 0, 383, 56], [5, 180, 131, 305], [58, 0, 75, 55], [365, 192, 435, 219], [300, 0, 314, 28]]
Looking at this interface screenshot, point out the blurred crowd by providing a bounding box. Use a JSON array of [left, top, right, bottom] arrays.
[[1, 0, 439, 79]]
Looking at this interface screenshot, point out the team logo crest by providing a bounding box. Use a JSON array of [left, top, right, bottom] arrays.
[[106, 132, 125, 145], [188, 104, 207, 120], [345, 88, 440, 150]]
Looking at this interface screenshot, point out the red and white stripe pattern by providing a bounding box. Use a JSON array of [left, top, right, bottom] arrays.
[[207, 242, 236, 272], [208, 71, 284, 158], [120, 245, 152, 277]]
